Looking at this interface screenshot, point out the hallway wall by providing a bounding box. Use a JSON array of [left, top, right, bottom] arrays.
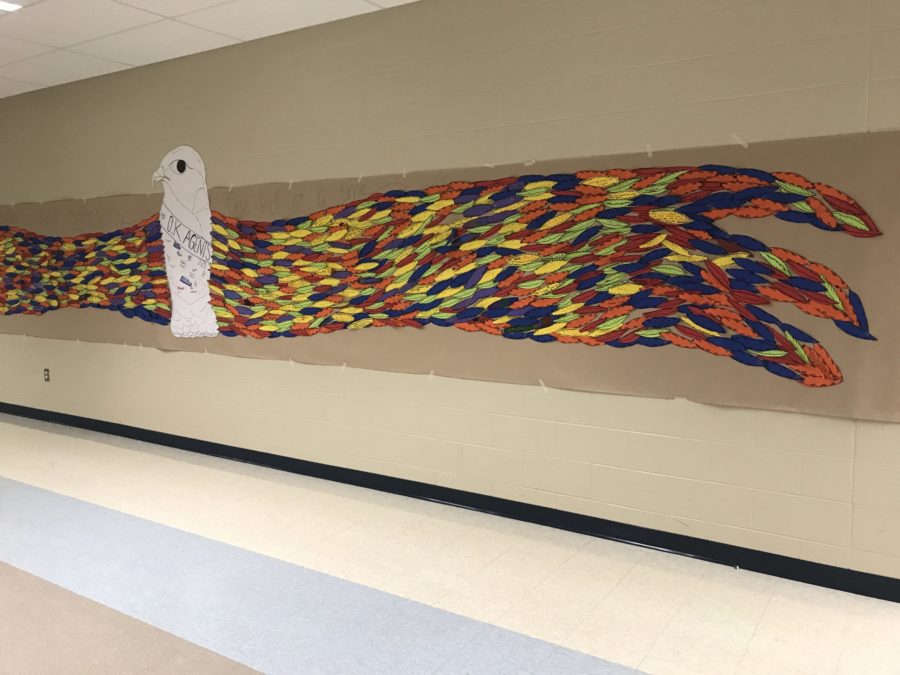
[[1, 0, 898, 578]]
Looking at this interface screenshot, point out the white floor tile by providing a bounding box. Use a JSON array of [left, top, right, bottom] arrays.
[[1, 413, 898, 675]]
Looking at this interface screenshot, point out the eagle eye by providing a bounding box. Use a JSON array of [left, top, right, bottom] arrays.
[[176, 159, 187, 174]]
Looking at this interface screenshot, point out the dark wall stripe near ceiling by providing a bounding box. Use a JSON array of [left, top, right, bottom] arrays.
[[1, 400, 897, 604]]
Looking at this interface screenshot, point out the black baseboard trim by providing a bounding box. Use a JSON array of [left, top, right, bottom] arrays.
[[1, 400, 897, 603]]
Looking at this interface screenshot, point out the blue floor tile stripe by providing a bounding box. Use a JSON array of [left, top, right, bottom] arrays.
[[0, 476, 638, 674]]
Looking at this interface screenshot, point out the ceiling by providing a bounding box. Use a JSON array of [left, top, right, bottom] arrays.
[[0, 0, 417, 99]]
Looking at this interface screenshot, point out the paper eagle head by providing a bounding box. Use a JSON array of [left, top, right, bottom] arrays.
[[153, 145, 210, 221]]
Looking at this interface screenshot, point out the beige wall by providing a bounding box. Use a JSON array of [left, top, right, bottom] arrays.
[[1, 0, 898, 578]]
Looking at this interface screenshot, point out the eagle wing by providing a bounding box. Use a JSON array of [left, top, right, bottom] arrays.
[[207, 166, 880, 386]]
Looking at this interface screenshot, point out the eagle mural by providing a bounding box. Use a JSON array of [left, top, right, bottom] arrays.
[[0, 146, 881, 387]]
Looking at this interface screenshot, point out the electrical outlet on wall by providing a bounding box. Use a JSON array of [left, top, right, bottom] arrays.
[[43, 368, 50, 382]]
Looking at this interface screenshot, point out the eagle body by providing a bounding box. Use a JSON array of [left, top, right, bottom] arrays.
[[154, 146, 218, 338], [0, 152, 882, 387]]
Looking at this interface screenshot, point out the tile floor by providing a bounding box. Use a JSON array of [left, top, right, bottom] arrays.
[[1, 412, 898, 674]]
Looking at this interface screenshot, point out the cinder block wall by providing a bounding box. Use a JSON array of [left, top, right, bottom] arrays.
[[1, 0, 898, 578]]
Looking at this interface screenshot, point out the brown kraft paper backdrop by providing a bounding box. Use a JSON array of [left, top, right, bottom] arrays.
[[1, 132, 898, 422]]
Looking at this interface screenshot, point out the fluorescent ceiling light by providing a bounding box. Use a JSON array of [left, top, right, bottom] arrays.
[[0, 2, 23, 12]]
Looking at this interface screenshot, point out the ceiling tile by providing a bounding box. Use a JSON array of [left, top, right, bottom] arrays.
[[0, 0, 160, 48], [367, 0, 420, 6], [0, 0, 43, 9], [0, 35, 52, 65], [112, 0, 234, 18], [0, 50, 128, 86], [178, 0, 377, 41], [71, 19, 238, 66], [0, 75, 40, 97], [0, 0, 422, 99]]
